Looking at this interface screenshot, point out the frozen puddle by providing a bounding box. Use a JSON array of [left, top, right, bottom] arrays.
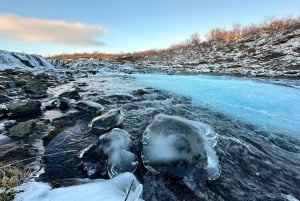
[[134, 74, 300, 135]]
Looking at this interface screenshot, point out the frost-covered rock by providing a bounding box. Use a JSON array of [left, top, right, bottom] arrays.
[[142, 114, 220, 181], [14, 172, 144, 201], [76, 100, 105, 116], [58, 90, 81, 100], [90, 109, 124, 134], [8, 119, 37, 137]]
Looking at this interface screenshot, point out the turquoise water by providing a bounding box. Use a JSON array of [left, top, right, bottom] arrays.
[[134, 74, 300, 135]]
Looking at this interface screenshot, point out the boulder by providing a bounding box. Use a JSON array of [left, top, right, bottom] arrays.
[[80, 128, 138, 178], [23, 80, 48, 98], [76, 101, 105, 116], [8, 119, 37, 137], [7, 100, 41, 118], [59, 90, 80, 100], [89, 109, 124, 134], [142, 114, 220, 181]]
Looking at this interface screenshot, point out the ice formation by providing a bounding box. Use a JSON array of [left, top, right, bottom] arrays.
[[100, 128, 138, 177], [142, 114, 220, 181], [14, 172, 143, 201]]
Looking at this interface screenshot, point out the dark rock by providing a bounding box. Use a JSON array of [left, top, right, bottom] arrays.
[[142, 114, 220, 181], [90, 109, 124, 134], [7, 100, 41, 118], [0, 94, 11, 103], [23, 80, 48, 98], [59, 90, 80, 100], [76, 101, 105, 116], [96, 97, 111, 105], [76, 82, 88, 87], [58, 97, 70, 111], [104, 94, 136, 104], [0, 104, 7, 118], [3, 80, 27, 89], [132, 89, 150, 96], [8, 119, 37, 137]]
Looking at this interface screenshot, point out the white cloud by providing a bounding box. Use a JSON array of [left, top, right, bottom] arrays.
[[0, 13, 108, 46]]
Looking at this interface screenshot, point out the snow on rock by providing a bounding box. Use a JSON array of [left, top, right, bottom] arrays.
[[14, 172, 143, 201], [142, 114, 220, 181], [90, 109, 124, 134], [0, 50, 54, 70]]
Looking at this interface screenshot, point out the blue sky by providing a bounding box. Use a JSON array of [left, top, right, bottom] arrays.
[[0, 0, 299, 56]]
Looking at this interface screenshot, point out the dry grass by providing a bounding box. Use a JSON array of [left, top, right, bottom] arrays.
[[205, 16, 300, 42], [0, 162, 30, 201], [49, 16, 300, 60]]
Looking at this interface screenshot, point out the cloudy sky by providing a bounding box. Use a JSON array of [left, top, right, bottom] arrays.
[[0, 0, 299, 56]]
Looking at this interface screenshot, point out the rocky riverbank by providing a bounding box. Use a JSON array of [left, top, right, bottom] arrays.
[[48, 24, 300, 78], [0, 66, 220, 200], [1, 50, 300, 201]]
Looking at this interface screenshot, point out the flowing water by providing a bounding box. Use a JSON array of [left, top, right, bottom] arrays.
[[134, 74, 300, 136], [23, 74, 300, 200]]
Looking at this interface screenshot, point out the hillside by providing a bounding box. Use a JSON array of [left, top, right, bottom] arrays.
[[50, 19, 300, 78], [114, 23, 300, 77]]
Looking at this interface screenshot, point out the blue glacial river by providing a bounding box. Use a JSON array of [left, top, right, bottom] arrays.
[[134, 74, 300, 135]]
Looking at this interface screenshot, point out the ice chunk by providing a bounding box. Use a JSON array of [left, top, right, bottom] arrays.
[[100, 128, 138, 177], [142, 114, 220, 181], [14, 172, 143, 201], [80, 128, 138, 178]]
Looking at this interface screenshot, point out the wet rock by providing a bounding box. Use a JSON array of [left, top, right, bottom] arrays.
[[7, 100, 41, 118], [42, 111, 80, 144], [0, 134, 11, 145], [90, 109, 124, 134], [59, 90, 80, 100], [132, 88, 150, 96], [0, 94, 11, 103], [80, 128, 138, 178], [142, 114, 220, 182], [0, 104, 7, 118], [3, 80, 27, 89], [58, 97, 70, 111], [23, 80, 48, 98], [104, 94, 136, 104], [76, 101, 105, 116], [8, 119, 37, 137], [0, 85, 5, 90]]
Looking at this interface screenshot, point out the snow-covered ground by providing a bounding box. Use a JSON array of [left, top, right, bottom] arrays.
[[14, 172, 143, 201], [113, 25, 300, 77]]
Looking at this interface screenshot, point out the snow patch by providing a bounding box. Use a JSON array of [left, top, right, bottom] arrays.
[[14, 172, 143, 201]]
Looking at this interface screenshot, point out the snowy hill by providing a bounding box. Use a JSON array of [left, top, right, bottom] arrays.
[[0, 50, 54, 70]]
